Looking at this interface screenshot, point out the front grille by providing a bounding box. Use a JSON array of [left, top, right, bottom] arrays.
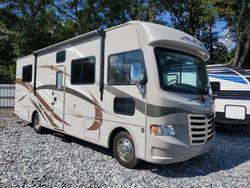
[[188, 113, 215, 146]]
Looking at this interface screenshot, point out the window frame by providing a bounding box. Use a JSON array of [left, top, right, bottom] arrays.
[[22, 64, 33, 82], [70, 56, 96, 85], [107, 49, 146, 86]]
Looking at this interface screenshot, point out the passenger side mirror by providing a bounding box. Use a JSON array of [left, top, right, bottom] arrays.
[[130, 64, 146, 85], [210, 81, 220, 94]]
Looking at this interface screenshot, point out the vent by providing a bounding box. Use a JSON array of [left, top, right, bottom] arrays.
[[188, 113, 215, 146]]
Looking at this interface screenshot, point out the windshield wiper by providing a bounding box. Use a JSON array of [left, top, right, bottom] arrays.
[[174, 83, 197, 90]]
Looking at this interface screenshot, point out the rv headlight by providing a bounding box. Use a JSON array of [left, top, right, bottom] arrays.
[[150, 124, 175, 136]]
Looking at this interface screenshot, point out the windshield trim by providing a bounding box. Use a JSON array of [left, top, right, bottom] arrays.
[[154, 47, 209, 95]]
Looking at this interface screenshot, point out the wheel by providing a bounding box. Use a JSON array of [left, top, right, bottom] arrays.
[[113, 131, 140, 168], [32, 112, 44, 134]]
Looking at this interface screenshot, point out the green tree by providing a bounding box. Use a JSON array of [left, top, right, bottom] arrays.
[[212, 41, 229, 64], [53, 0, 164, 32], [0, 8, 21, 83], [0, 0, 66, 83], [210, 0, 250, 68], [163, 0, 223, 63], [52, 0, 104, 35], [162, 0, 204, 37], [1, 0, 66, 54]]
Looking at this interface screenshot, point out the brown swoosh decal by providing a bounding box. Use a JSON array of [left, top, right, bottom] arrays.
[[16, 81, 57, 127], [104, 84, 190, 117], [35, 92, 69, 126], [17, 79, 101, 130], [66, 112, 84, 118], [16, 78, 33, 101], [86, 93, 103, 131], [16, 78, 32, 91], [18, 94, 27, 102], [38, 65, 70, 77], [36, 85, 106, 112], [29, 98, 48, 124], [16, 79, 68, 127], [43, 111, 59, 128]]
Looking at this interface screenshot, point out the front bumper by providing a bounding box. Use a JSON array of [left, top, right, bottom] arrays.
[[216, 112, 250, 125], [145, 134, 214, 164]]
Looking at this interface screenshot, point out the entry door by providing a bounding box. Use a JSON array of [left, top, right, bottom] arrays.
[[51, 65, 66, 130]]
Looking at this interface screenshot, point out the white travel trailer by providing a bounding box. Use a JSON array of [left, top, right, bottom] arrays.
[[208, 64, 250, 125], [15, 21, 215, 168]]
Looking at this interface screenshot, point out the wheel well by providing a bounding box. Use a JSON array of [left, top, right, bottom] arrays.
[[108, 127, 128, 151], [31, 110, 38, 123]]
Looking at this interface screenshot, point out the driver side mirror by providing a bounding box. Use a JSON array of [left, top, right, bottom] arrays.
[[130, 64, 146, 85], [210, 81, 220, 94]]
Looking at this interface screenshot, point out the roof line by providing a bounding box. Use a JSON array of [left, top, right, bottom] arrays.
[[33, 29, 100, 55], [33, 21, 136, 56]]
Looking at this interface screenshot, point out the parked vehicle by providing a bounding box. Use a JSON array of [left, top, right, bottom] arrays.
[[208, 64, 250, 125], [15, 21, 215, 168]]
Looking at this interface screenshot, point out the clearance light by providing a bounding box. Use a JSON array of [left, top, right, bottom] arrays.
[[150, 124, 175, 136]]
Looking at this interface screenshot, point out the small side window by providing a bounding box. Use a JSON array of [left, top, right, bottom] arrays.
[[56, 50, 66, 63], [56, 71, 63, 90], [114, 97, 135, 116], [22, 65, 32, 82]]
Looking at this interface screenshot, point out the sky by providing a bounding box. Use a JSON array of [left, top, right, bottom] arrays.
[[214, 21, 227, 37]]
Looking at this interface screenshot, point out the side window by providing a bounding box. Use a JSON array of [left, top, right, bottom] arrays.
[[114, 97, 135, 116], [108, 50, 145, 85], [22, 65, 32, 82], [56, 50, 66, 63], [71, 56, 95, 84], [56, 71, 63, 90]]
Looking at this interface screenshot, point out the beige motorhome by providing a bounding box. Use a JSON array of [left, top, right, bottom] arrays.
[[15, 21, 215, 168]]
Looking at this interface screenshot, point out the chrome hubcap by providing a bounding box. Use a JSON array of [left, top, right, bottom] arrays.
[[117, 138, 133, 162]]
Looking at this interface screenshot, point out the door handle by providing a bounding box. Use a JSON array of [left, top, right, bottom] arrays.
[[51, 97, 57, 105]]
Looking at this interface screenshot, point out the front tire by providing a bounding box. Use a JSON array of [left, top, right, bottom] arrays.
[[113, 131, 140, 168], [32, 112, 44, 134]]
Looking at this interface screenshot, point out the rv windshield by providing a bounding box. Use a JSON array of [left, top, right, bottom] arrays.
[[155, 48, 209, 95]]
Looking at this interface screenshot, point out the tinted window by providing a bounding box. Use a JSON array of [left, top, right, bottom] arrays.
[[56, 71, 63, 90], [71, 56, 95, 84], [114, 97, 135, 116], [22, 65, 32, 82], [56, 50, 66, 63], [108, 50, 145, 85]]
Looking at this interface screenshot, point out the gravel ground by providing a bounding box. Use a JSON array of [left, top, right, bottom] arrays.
[[0, 109, 250, 188]]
